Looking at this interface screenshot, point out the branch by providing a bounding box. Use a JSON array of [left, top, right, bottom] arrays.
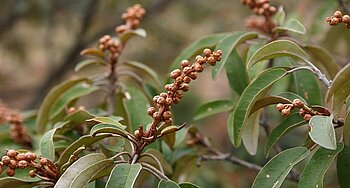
[[288, 65, 332, 88], [337, 0, 350, 15]]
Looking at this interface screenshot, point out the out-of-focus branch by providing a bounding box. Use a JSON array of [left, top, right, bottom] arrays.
[[337, 0, 350, 15]]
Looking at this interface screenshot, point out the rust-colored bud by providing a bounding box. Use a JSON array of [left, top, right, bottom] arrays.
[[299, 108, 306, 116], [160, 92, 167, 98], [8, 160, 17, 169], [170, 69, 182, 79], [304, 114, 312, 121], [292, 99, 304, 107], [180, 83, 190, 92], [153, 96, 160, 103], [18, 160, 28, 169], [269, 6, 276, 14], [330, 17, 339, 25], [343, 15, 350, 23], [281, 108, 290, 116], [6, 150, 17, 158], [207, 56, 216, 66], [147, 107, 156, 116], [183, 76, 191, 83], [276, 103, 285, 111], [164, 118, 173, 125], [183, 67, 192, 74], [181, 60, 190, 67], [26, 153, 37, 161], [163, 111, 172, 119], [165, 98, 173, 105], [194, 63, 204, 72], [258, 8, 265, 15], [6, 168, 15, 176], [164, 84, 171, 91], [326, 16, 332, 22], [40, 158, 48, 166], [173, 98, 180, 104], [29, 170, 36, 178], [134, 130, 141, 140], [153, 112, 161, 119], [176, 91, 184, 99], [2, 156, 10, 165], [334, 11, 343, 18], [188, 72, 198, 80], [157, 97, 166, 105], [16, 153, 26, 161], [68, 107, 76, 114], [203, 48, 212, 57]]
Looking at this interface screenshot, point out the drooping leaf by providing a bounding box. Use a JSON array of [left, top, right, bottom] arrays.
[[193, 100, 234, 121], [326, 63, 350, 102], [273, 19, 306, 35], [105, 163, 141, 188], [50, 84, 98, 119], [242, 110, 262, 155], [158, 180, 180, 188], [64, 109, 95, 124], [294, 70, 322, 105], [123, 61, 163, 88], [55, 153, 107, 188], [212, 32, 258, 79], [123, 87, 152, 131], [229, 68, 288, 146], [250, 96, 292, 115], [303, 44, 339, 79], [170, 33, 229, 71], [88, 116, 126, 129], [80, 48, 106, 60], [337, 145, 350, 187], [74, 59, 107, 76], [265, 114, 306, 156], [120, 28, 146, 43], [90, 123, 128, 137], [308, 115, 336, 150], [225, 50, 250, 95], [332, 80, 350, 120], [247, 40, 309, 69], [299, 143, 344, 188], [252, 147, 309, 188], [343, 109, 350, 146], [179, 182, 200, 188], [36, 78, 87, 134]]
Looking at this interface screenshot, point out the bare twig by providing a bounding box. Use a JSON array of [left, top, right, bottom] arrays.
[[288, 65, 332, 88]]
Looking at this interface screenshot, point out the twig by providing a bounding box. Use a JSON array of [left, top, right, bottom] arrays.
[[140, 162, 170, 180], [139, 153, 165, 174], [288, 65, 332, 88], [337, 0, 350, 15]]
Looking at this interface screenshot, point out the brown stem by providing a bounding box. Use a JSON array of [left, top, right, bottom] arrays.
[[107, 62, 117, 115]]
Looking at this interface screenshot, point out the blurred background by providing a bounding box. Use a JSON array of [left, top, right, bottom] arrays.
[[0, 0, 349, 187]]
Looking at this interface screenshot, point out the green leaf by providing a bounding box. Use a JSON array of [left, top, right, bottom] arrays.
[[0, 177, 39, 188], [265, 114, 306, 156], [225, 50, 250, 95], [123, 61, 163, 88], [74, 59, 107, 75], [303, 44, 339, 79], [90, 123, 128, 137], [337, 145, 350, 187], [140, 149, 173, 175], [343, 109, 350, 146], [64, 109, 95, 124], [326, 63, 350, 102], [105, 163, 142, 188], [120, 28, 146, 43], [308, 115, 336, 150], [247, 40, 309, 69], [170, 33, 228, 71], [278, 92, 308, 105], [252, 147, 309, 188], [212, 32, 258, 79], [229, 68, 288, 146], [158, 180, 180, 188], [80, 48, 106, 60], [193, 100, 234, 121], [36, 78, 87, 134], [273, 6, 285, 25], [299, 143, 344, 188], [123, 87, 152, 131], [250, 96, 292, 115], [57, 134, 113, 167], [55, 153, 107, 188], [88, 116, 126, 129], [179, 182, 200, 188], [50, 84, 98, 119], [40, 121, 70, 161], [332, 80, 350, 120], [273, 19, 306, 35], [294, 70, 322, 105], [242, 110, 261, 155]]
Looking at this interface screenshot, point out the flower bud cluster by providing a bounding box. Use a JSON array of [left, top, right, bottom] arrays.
[[0, 103, 32, 146], [115, 4, 146, 34], [241, 0, 277, 16], [326, 11, 350, 28], [276, 99, 319, 121], [0, 149, 59, 181], [98, 35, 122, 63]]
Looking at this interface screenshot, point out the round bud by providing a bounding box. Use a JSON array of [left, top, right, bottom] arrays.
[[189, 72, 198, 80], [2, 156, 10, 165], [343, 15, 350, 23], [195, 55, 202, 62], [40, 158, 48, 166], [181, 60, 190, 67], [8, 160, 17, 169], [304, 114, 312, 121], [26, 153, 37, 161], [6, 150, 17, 158], [153, 96, 160, 103], [165, 98, 173, 105], [164, 118, 173, 125], [170, 69, 182, 79], [6, 168, 15, 176], [269, 6, 276, 14], [163, 111, 172, 119], [153, 112, 161, 119], [164, 84, 171, 91], [134, 130, 141, 140], [160, 92, 167, 98], [299, 108, 306, 116], [180, 83, 190, 92], [68, 107, 76, 113], [173, 98, 180, 104], [281, 108, 290, 116], [258, 8, 265, 15], [194, 63, 204, 72], [325, 16, 331, 22], [183, 76, 191, 83], [16, 153, 26, 161], [157, 97, 166, 105], [203, 48, 212, 57], [147, 107, 156, 116], [18, 160, 28, 169], [176, 91, 184, 99], [292, 99, 304, 107], [183, 67, 191, 74], [276, 103, 285, 111], [262, 3, 269, 9], [29, 170, 36, 178], [207, 56, 216, 66], [330, 17, 339, 25], [334, 11, 343, 18]]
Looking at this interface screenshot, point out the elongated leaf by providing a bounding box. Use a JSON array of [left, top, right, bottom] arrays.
[[0, 177, 39, 188], [343, 109, 350, 146], [332, 80, 350, 120], [326, 63, 350, 102], [123, 87, 152, 131], [252, 147, 309, 188], [120, 28, 146, 43], [55, 153, 107, 188], [229, 68, 288, 146], [158, 180, 180, 188], [250, 96, 292, 115], [265, 114, 306, 156], [299, 143, 344, 188], [278, 92, 307, 105], [90, 123, 128, 137], [57, 134, 112, 167], [193, 100, 234, 121], [179, 182, 200, 188], [308, 115, 336, 150], [303, 44, 339, 79], [247, 40, 309, 69], [123, 61, 163, 87], [36, 78, 87, 134], [140, 149, 173, 175], [242, 110, 261, 155], [337, 145, 350, 187], [273, 19, 306, 34], [170, 33, 229, 71], [105, 163, 142, 188], [212, 32, 258, 79], [50, 84, 98, 119], [80, 48, 106, 60], [64, 109, 95, 124], [225, 50, 250, 95], [88, 116, 126, 129], [294, 70, 322, 105], [74, 59, 106, 73]]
